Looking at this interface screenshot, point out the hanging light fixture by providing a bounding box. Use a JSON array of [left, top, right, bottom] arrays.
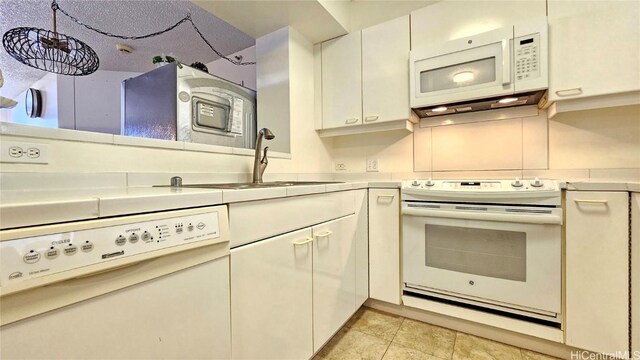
[[2, 0, 99, 76]]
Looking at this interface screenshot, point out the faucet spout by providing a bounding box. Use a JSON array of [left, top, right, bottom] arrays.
[[253, 128, 275, 183]]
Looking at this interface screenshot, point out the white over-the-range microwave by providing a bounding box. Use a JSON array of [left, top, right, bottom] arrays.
[[410, 18, 548, 118]]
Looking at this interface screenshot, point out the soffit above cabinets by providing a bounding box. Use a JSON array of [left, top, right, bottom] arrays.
[[192, 1, 349, 44], [192, 0, 438, 44]]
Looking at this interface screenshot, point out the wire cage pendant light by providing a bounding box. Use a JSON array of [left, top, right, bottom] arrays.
[[2, 1, 99, 76]]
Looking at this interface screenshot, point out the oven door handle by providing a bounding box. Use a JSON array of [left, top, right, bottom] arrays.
[[401, 207, 562, 225]]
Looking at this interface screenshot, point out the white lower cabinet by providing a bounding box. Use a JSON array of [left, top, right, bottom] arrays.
[[231, 228, 313, 360], [632, 193, 640, 354], [368, 189, 401, 304], [313, 214, 357, 352], [565, 191, 630, 354], [231, 191, 367, 359], [354, 189, 369, 308]]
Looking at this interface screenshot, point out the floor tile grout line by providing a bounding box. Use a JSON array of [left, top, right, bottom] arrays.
[[379, 316, 405, 360], [450, 331, 459, 360], [390, 316, 405, 342], [385, 317, 452, 360]]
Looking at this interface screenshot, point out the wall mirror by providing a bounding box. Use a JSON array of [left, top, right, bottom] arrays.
[[0, 0, 290, 154]]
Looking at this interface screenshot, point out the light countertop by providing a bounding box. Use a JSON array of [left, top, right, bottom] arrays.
[[0, 182, 373, 230], [2, 179, 637, 230], [566, 181, 640, 192]]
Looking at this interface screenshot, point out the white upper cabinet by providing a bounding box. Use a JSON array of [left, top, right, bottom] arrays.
[[410, 0, 546, 48], [322, 31, 363, 129], [548, 0, 640, 101], [320, 15, 411, 131], [361, 15, 410, 125]]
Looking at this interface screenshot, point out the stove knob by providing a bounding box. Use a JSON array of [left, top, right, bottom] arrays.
[[511, 177, 523, 188], [425, 178, 435, 187], [530, 177, 544, 188], [411, 179, 421, 187]]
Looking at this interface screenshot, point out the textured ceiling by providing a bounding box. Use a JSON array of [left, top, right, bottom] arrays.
[[0, 0, 256, 98]]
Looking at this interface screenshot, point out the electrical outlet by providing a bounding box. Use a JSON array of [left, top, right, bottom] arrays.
[[335, 163, 346, 171], [26, 147, 41, 158], [1, 141, 49, 164], [366, 159, 379, 172], [9, 146, 23, 158]]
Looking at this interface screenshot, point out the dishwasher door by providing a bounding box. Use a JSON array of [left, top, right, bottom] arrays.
[[0, 252, 230, 360]]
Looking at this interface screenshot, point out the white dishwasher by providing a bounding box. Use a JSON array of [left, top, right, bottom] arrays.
[[0, 205, 231, 360]]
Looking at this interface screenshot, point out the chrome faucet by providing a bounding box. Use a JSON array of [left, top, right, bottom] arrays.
[[253, 128, 275, 183]]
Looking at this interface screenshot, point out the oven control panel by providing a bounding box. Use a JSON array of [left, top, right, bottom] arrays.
[[0, 211, 222, 288], [403, 178, 560, 192]]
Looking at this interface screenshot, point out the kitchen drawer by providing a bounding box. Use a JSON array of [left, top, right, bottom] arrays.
[[229, 190, 356, 247]]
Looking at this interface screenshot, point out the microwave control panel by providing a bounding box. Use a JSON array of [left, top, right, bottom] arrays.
[[514, 33, 540, 81]]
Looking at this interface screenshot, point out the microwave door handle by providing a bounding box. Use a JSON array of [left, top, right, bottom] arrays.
[[502, 39, 512, 86]]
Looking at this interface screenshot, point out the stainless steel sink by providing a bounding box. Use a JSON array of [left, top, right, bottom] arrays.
[[162, 181, 343, 190]]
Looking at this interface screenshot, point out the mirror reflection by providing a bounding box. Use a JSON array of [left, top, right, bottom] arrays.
[[0, 0, 267, 151]]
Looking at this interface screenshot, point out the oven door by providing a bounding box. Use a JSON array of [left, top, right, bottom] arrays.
[[410, 26, 514, 108], [402, 204, 561, 317]]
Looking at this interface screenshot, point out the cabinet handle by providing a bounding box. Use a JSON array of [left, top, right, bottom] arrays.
[[364, 115, 379, 122], [555, 88, 583, 97], [574, 199, 608, 204], [292, 237, 314, 246], [315, 230, 333, 238], [377, 194, 395, 201], [345, 118, 359, 124]]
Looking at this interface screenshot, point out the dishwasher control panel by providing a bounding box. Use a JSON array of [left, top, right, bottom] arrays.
[[0, 210, 222, 289]]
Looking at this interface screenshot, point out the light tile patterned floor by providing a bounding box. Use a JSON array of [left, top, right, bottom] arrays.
[[314, 307, 561, 360]]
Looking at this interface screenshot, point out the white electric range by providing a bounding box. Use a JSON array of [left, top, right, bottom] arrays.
[[401, 178, 563, 324]]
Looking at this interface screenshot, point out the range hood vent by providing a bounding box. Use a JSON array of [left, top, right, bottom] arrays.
[[412, 90, 547, 119]]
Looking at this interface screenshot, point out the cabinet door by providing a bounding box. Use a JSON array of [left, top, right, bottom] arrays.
[[632, 193, 640, 353], [313, 214, 357, 352], [368, 189, 401, 304], [231, 228, 313, 360], [355, 189, 369, 308], [361, 15, 410, 124], [321, 32, 362, 129], [548, 1, 640, 101], [566, 191, 629, 353]]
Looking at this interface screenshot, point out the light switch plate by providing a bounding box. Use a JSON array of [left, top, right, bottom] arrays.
[[1, 141, 49, 164]]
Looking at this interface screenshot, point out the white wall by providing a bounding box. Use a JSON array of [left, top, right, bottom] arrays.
[[1, 73, 59, 128], [327, 105, 640, 180], [2, 70, 140, 135], [0, 27, 333, 176], [72, 70, 141, 134], [549, 105, 640, 169], [277, 27, 333, 173], [206, 46, 256, 90], [255, 28, 292, 154]]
